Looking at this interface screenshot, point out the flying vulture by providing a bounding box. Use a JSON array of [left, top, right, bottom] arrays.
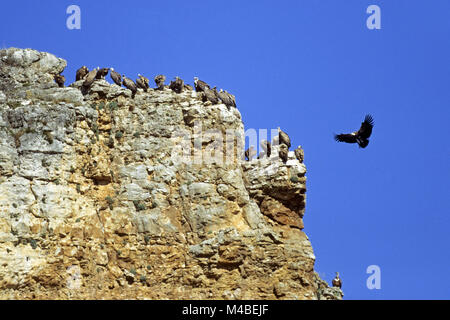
[[76, 66, 89, 81], [245, 146, 257, 161], [278, 144, 289, 163], [334, 114, 374, 148], [332, 272, 342, 289], [169, 77, 184, 94], [95, 67, 110, 80], [110, 68, 122, 86], [294, 146, 304, 163], [122, 75, 137, 98], [278, 127, 291, 149], [260, 139, 271, 158], [82, 68, 99, 88], [154, 74, 166, 90], [194, 77, 210, 92], [54, 74, 65, 88]]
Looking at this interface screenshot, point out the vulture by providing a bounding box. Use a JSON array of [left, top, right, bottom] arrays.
[[203, 87, 220, 104], [95, 67, 110, 80], [332, 272, 342, 289], [136, 75, 148, 92], [54, 74, 65, 88], [245, 146, 257, 161], [122, 75, 137, 98], [169, 77, 184, 93], [294, 146, 304, 163], [278, 144, 289, 163], [334, 114, 374, 148], [194, 77, 210, 92], [154, 74, 166, 90], [75, 66, 89, 81], [218, 89, 236, 108], [82, 67, 99, 88], [110, 68, 122, 86], [139, 74, 150, 87], [278, 127, 291, 149], [260, 139, 271, 158]]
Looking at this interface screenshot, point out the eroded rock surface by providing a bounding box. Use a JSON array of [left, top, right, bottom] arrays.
[[0, 48, 342, 299]]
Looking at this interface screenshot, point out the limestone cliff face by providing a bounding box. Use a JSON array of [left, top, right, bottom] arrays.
[[0, 48, 342, 300]]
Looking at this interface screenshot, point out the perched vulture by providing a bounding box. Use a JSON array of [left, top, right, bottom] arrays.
[[334, 114, 374, 148], [169, 77, 184, 93], [194, 77, 210, 92], [278, 127, 291, 149], [122, 75, 137, 98], [225, 90, 236, 108], [218, 89, 236, 108], [245, 146, 257, 161], [75, 66, 89, 81], [203, 87, 220, 104], [260, 139, 271, 158], [278, 144, 289, 163], [82, 68, 99, 88], [154, 74, 166, 90], [95, 67, 110, 80], [54, 74, 65, 88], [332, 272, 342, 289], [294, 146, 304, 163], [139, 74, 150, 87], [136, 75, 148, 92], [110, 68, 122, 86]]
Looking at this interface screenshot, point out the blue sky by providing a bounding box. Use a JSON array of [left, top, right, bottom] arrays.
[[1, 0, 449, 299]]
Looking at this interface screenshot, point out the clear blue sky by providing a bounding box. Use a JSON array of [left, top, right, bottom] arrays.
[[1, 0, 449, 300]]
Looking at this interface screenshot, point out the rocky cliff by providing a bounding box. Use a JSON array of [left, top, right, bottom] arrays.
[[0, 48, 342, 300]]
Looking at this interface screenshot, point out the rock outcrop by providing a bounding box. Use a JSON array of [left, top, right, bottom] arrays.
[[0, 48, 342, 299]]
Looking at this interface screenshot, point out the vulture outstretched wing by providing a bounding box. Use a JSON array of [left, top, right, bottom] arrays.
[[334, 133, 357, 144], [358, 114, 374, 139]]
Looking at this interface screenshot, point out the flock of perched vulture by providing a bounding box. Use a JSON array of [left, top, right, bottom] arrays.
[[53, 66, 237, 108], [54, 66, 374, 169]]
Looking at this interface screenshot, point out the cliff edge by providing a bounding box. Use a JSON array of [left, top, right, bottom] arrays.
[[0, 48, 342, 299]]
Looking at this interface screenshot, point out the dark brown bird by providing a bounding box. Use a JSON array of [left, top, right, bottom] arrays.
[[245, 146, 257, 161], [279, 144, 289, 163], [139, 74, 150, 87], [110, 68, 122, 86], [54, 74, 65, 88], [95, 67, 110, 80], [154, 74, 166, 90], [122, 75, 137, 98], [260, 139, 271, 158], [218, 89, 236, 108], [202, 87, 220, 104], [334, 114, 374, 148], [169, 77, 184, 93], [294, 146, 304, 163], [75, 66, 89, 81], [332, 272, 342, 289], [278, 127, 291, 149], [136, 75, 148, 92], [82, 67, 98, 88], [194, 77, 210, 92]]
